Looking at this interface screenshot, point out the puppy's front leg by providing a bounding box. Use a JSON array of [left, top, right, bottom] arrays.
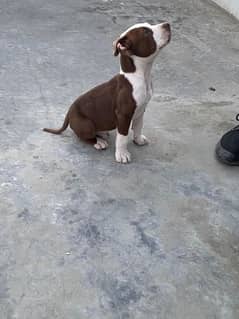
[[132, 113, 149, 146], [115, 89, 135, 163], [115, 131, 131, 163], [115, 113, 132, 163]]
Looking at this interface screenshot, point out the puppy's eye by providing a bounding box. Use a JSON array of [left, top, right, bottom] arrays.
[[143, 28, 151, 36]]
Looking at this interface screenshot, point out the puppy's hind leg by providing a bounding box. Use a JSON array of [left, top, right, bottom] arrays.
[[70, 115, 108, 150], [94, 137, 108, 150], [96, 131, 110, 139], [96, 131, 110, 149]]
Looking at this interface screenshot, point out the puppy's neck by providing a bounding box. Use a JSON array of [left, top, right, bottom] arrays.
[[120, 54, 154, 81]]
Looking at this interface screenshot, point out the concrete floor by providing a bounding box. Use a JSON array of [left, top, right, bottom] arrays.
[[0, 0, 239, 318]]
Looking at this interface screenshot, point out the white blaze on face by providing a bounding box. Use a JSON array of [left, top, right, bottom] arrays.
[[119, 22, 151, 39]]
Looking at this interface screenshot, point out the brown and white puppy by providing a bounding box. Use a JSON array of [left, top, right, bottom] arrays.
[[43, 22, 171, 163]]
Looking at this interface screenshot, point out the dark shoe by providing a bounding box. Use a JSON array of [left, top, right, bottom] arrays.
[[215, 114, 239, 165]]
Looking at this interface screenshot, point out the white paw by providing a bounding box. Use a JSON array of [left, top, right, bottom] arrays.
[[94, 138, 108, 150], [115, 149, 131, 164], [133, 135, 149, 146]]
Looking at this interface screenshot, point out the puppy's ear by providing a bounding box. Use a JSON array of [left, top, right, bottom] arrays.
[[113, 38, 120, 56], [113, 36, 132, 56]]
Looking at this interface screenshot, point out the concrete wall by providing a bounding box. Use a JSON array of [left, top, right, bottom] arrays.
[[213, 0, 239, 19]]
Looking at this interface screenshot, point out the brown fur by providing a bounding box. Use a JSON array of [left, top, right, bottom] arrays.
[[43, 75, 136, 143], [43, 26, 158, 147], [114, 27, 157, 73]]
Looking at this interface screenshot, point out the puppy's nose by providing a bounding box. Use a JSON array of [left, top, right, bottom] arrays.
[[161, 22, 171, 32]]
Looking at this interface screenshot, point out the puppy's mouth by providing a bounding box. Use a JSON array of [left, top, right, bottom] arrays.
[[167, 32, 171, 43], [158, 32, 171, 49]]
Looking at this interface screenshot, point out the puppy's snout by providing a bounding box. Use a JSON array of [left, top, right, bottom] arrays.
[[161, 22, 171, 32]]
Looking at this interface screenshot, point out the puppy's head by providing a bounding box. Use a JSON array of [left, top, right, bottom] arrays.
[[113, 22, 171, 59]]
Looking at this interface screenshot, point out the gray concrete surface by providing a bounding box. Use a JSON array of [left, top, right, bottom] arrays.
[[0, 0, 239, 318]]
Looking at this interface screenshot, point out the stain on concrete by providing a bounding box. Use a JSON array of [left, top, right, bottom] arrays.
[[100, 275, 143, 311], [17, 208, 32, 223], [131, 222, 158, 254]]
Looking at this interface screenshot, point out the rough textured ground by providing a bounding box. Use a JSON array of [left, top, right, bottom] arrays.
[[0, 0, 239, 318]]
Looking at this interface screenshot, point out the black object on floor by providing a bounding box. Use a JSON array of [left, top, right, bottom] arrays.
[[215, 114, 239, 166]]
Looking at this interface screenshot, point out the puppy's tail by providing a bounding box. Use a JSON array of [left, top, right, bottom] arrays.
[[43, 111, 69, 135]]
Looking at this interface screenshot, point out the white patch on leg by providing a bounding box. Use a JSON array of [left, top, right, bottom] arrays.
[[134, 134, 149, 146], [115, 132, 131, 163], [132, 113, 149, 146], [94, 137, 108, 150]]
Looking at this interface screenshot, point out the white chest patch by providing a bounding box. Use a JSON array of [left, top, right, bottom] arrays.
[[123, 73, 153, 120]]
